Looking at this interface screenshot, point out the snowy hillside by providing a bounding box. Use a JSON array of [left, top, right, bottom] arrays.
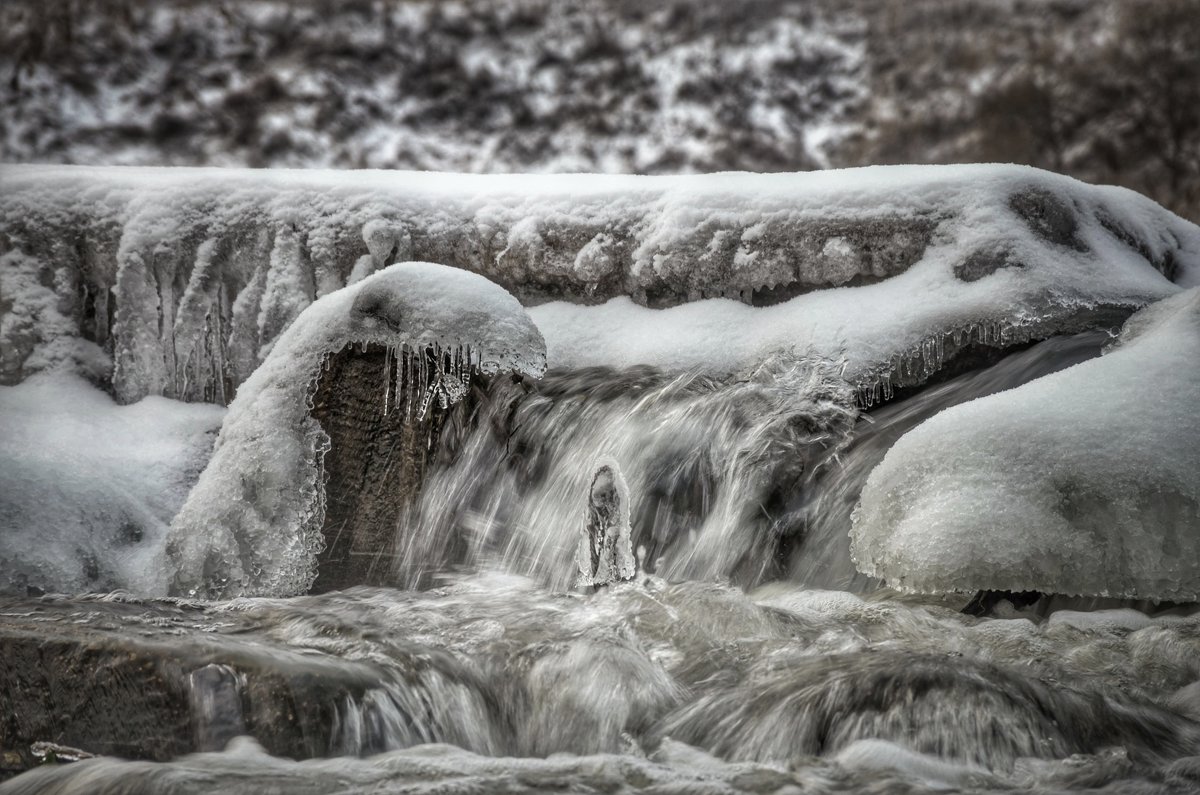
[[5, 0, 1197, 221], [0, 0, 864, 174]]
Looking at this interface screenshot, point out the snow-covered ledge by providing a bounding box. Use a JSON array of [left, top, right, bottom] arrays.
[[1, 164, 1197, 404]]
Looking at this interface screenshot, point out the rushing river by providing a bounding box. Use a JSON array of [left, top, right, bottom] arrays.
[[3, 332, 1200, 794]]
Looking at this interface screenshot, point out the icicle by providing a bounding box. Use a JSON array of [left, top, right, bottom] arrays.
[[398, 347, 407, 420], [403, 347, 413, 421], [576, 461, 636, 588], [383, 346, 393, 416], [416, 346, 434, 422]]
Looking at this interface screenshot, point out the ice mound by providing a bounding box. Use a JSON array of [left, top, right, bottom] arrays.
[[166, 262, 546, 599], [851, 288, 1200, 599], [0, 374, 223, 595], [2, 164, 1196, 402]]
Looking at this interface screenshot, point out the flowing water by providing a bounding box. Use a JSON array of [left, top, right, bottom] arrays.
[[4, 330, 1200, 794]]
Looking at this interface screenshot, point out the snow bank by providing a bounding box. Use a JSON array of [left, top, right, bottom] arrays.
[[0, 374, 223, 595], [166, 262, 545, 599], [851, 288, 1200, 600], [2, 164, 1196, 402]]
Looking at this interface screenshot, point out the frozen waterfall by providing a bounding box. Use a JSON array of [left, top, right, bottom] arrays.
[[3, 164, 1200, 794]]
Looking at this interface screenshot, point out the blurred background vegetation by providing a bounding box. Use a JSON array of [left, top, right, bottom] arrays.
[[3, 0, 1197, 221]]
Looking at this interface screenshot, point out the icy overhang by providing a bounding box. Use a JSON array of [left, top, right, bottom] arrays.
[[167, 262, 546, 598]]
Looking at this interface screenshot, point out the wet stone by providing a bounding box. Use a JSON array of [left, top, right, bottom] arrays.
[[954, 247, 1024, 282], [1009, 188, 1087, 252]]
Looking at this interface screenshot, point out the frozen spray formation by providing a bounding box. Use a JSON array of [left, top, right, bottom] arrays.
[[575, 460, 637, 588], [166, 263, 546, 599], [851, 288, 1200, 600], [1, 164, 1197, 404]]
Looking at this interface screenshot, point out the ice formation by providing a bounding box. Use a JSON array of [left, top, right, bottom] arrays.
[[166, 263, 546, 599], [0, 374, 224, 596], [2, 164, 1197, 404], [574, 460, 637, 588], [0, 251, 110, 384], [851, 288, 1200, 600]]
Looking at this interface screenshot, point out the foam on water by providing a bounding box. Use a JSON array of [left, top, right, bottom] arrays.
[[3, 577, 1200, 793]]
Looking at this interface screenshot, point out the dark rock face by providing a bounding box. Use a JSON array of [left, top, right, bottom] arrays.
[[307, 342, 527, 592], [0, 630, 193, 772], [954, 246, 1024, 282], [308, 345, 458, 592], [1009, 188, 1087, 251], [0, 594, 498, 778], [0, 601, 337, 773]]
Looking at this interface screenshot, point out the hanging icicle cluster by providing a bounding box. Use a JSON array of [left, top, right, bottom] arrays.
[[379, 343, 483, 423]]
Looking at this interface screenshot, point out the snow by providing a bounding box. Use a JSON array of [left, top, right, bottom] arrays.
[[850, 288, 1200, 600], [0, 2, 866, 174], [166, 262, 546, 599], [0, 373, 223, 596], [0, 251, 110, 384], [2, 163, 1195, 405]]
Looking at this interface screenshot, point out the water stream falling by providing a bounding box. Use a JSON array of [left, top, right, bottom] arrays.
[[391, 355, 858, 591], [387, 331, 1113, 596]]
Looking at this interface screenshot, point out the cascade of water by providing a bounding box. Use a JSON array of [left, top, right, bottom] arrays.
[[379, 330, 1113, 594], [6, 577, 1200, 791], [391, 355, 857, 590]]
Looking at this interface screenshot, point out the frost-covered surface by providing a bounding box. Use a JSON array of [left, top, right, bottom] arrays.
[[2, 163, 1196, 404], [0, 251, 111, 384], [167, 263, 546, 599], [851, 288, 1200, 600], [0, 373, 223, 596]]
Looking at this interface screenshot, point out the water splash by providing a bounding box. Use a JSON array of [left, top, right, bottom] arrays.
[[393, 355, 858, 590]]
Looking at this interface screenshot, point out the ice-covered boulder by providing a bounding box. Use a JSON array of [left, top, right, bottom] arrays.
[[167, 262, 546, 599], [850, 288, 1200, 600], [2, 164, 1196, 403]]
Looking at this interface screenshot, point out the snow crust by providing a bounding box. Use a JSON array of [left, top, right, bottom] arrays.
[[851, 288, 1200, 600], [2, 164, 1196, 403], [0, 374, 223, 595], [166, 262, 546, 598]]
